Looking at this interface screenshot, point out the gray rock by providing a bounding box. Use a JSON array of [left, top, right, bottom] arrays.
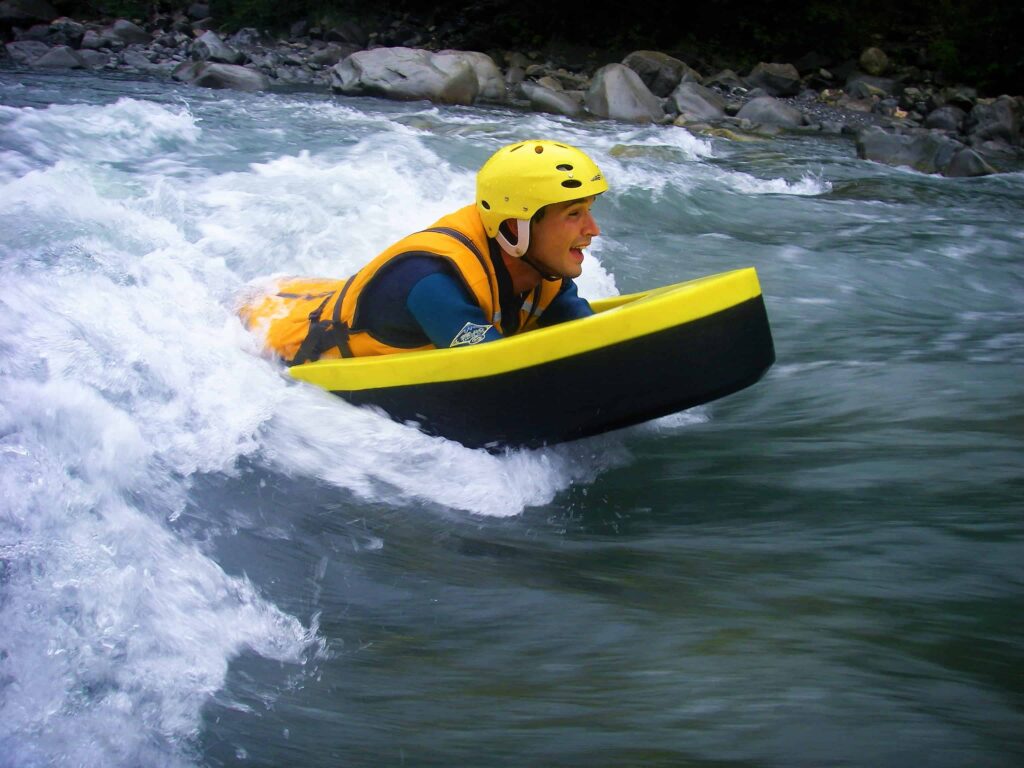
[[109, 19, 150, 45], [585, 63, 664, 123], [187, 3, 210, 20], [520, 81, 584, 117], [745, 62, 801, 96], [735, 96, 804, 127], [4, 39, 49, 64], [945, 147, 997, 177], [703, 68, 747, 92], [78, 49, 110, 68], [79, 29, 109, 50], [966, 97, 1021, 145], [859, 47, 889, 76], [0, 0, 56, 25], [192, 31, 244, 65], [855, 126, 961, 174], [173, 61, 270, 92], [846, 73, 900, 99], [325, 21, 368, 47], [32, 44, 84, 68], [923, 104, 967, 132], [622, 50, 700, 97], [330, 47, 480, 106], [668, 81, 726, 121], [436, 50, 505, 103], [48, 16, 84, 47], [940, 86, 977, 110], [308, 44, 353, 67]]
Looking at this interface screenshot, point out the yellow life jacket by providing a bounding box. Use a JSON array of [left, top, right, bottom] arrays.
[[238, 205, 565, 364]]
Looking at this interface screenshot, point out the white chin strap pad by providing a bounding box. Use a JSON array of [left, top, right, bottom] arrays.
[[496, 219, 531, 257]]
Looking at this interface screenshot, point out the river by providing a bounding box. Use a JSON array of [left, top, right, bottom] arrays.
[[1, 70, 1022, 767]]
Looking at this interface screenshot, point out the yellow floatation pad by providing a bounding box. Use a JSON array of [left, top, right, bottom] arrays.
[[289, 267, 764, 392]]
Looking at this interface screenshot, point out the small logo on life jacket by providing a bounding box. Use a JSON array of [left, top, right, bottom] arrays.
[[450, 322, 492, 347]]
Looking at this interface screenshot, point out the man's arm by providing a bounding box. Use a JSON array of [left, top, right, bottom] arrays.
[[406, 272, 503, 348], [537, 279, 594, 327]]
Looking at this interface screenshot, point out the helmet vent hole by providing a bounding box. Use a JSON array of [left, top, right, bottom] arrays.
[[561, 180, 583, 188], [481, 200, 490, 210], [556, 164, 574, 171]]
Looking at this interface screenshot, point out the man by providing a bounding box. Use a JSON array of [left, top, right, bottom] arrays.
[[240, 139, 607, 364]]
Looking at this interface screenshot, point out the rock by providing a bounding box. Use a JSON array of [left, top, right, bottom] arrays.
[[330, 47, 480, 106], [192, 31, 244, 65], [667, 81, 726, 121], [520, 81, 584, 117], [325, 21, 368, 47], [859, 47, 889, 76], [855, 126, 962, 174], [172, 61, 270, 92], [436, 50, 505, 102], [945, 147, 997, 176], [703, 68, 746, 92], [0, 0, 56, 25], [108, 19, 150, 45], [940, 86, 977, 110], [32, 44, 83, 68], [4, 39, 49, 64], [622, 50, 700, 97], [745, 62, 801, 96], [923, 104, 967, 132], [187, 3, 210, 20], [584, 63, 664, 123], [78, 49, 109, 68], [966, 96, 1021, 145], [79, 29, 109, 50], [735, 96, 804, 127], [48, 17, 84, 47], [846, 73, 900, 99], [308, 43, 355, 67]]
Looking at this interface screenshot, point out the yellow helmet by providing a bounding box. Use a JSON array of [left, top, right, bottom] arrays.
[[476, 140, 608, 240]]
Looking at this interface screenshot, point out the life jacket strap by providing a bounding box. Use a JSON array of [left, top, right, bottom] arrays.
[[287, 278, 356, 366]]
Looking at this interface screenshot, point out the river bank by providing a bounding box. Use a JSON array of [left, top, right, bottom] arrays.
[[3, 5, 1022, 177]]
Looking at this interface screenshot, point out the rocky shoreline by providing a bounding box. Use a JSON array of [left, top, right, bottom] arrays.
[[3, 4, 1022, 177]]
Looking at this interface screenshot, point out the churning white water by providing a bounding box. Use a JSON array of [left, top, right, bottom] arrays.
[[2, 71, 1022, 767]]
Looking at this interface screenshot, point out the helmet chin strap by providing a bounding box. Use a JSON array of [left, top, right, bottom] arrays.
[[496, 218, 531, 257], [497, 219, 560, 282]]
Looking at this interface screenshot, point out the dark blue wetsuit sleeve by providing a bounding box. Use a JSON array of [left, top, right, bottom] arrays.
[[406, 272, 504, 348], [537, 279, 594, 327]]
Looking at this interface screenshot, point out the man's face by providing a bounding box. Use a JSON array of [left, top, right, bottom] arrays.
[[525, 196, 600, 279]]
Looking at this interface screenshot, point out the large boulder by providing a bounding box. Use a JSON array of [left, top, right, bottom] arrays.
[[436, 50, 505, 103], [855, 126, 994, 176], [172, 61, 270, 92], [745, 62, 801, 97], [859, 47, 889, 76], [4, 39, 48, 64], [668, 81, 726, 121], [965, 96, 1021, 145], [923, 104, 967, 133], [520, 81, 584, 117], [585, 63, 664, 123], [735, 96, 804, 127], [31, 44, 84, 68], [622, 50, 701, 97], [945, 147, 998, 177], [330, 47, 482, 106], [107, 19, 150, 45], [191, 31, 244, 65], [846, 73, 900, 100]]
